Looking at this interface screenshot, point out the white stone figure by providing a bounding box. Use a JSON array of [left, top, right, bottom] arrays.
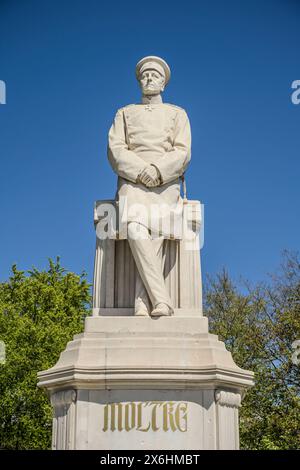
[[108, 56, 191, 318]]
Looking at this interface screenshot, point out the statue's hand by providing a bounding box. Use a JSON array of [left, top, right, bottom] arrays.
[[138, 165, 161, 187]]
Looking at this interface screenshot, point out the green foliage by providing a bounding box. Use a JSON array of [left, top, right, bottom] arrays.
[[204, 251, 300, 450], [0, 258, 91, 449]]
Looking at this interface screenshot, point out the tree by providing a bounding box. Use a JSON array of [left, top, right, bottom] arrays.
[[0, 258, 91, 449], [204, 251, 300, 449]]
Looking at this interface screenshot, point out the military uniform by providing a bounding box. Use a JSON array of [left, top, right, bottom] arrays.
[[107, 100, 191, 314], [108, 102, 191, 238]]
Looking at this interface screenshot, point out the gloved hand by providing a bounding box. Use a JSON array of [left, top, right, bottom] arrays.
[[138, 165, 161, 187]]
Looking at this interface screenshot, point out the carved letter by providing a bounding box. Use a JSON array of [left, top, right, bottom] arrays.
[[175, 402, 188, 432], [137, 402, 150, 432], [163, 401, 176, 432], [125, 403, 136, 431]]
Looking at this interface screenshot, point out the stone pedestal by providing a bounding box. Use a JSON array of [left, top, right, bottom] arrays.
[[38, 198, 254, 449], [38, 315, 254, 450]]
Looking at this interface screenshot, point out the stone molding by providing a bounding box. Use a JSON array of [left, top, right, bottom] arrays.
[[215, 390, 241, 408], [50, 389, 77, 450], [50, 389, 77, 407]]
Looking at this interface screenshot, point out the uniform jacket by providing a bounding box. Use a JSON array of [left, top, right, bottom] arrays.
[[107, 102, 192, 238]]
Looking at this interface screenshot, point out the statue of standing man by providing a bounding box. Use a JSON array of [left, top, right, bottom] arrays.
[[108, 56, 191, 318]]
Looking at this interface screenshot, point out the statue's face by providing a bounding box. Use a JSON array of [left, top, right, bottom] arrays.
[[139, 68, 165, 95]]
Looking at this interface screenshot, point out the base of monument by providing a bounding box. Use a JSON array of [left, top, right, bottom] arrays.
[[91, 307, 203, 317], [38, 315, 254, 450]]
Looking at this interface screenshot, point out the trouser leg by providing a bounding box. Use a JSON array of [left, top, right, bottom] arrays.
[[134, 234, 165, 314], [135, 269, 151, 313], [128, 222, 173, 311]]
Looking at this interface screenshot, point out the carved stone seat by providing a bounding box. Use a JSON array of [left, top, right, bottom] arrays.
[[92, 199, 203, 316]]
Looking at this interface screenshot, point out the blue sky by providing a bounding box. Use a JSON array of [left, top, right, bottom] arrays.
[[0, 0, 299, 287]]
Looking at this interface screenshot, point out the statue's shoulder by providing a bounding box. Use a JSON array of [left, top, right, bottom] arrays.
[[164, 103, 186, 112], [164, 103, 186, 114], [117, 103, 137, 113]]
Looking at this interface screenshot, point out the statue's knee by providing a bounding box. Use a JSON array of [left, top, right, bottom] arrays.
[[127, 222, 138, 239], [127, 222, 148, 240]]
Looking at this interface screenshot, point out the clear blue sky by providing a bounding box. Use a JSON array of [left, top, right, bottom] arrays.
[[0, 0, 299, 286]]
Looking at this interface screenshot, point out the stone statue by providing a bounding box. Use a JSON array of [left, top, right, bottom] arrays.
[[108, 56, 192, 318], [38, 56, 254, 451]]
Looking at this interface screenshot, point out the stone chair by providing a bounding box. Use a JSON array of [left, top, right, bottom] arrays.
[[92, 198, 203, 317]]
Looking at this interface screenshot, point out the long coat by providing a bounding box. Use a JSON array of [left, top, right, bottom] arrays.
[[107, 102, 192, 238]]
